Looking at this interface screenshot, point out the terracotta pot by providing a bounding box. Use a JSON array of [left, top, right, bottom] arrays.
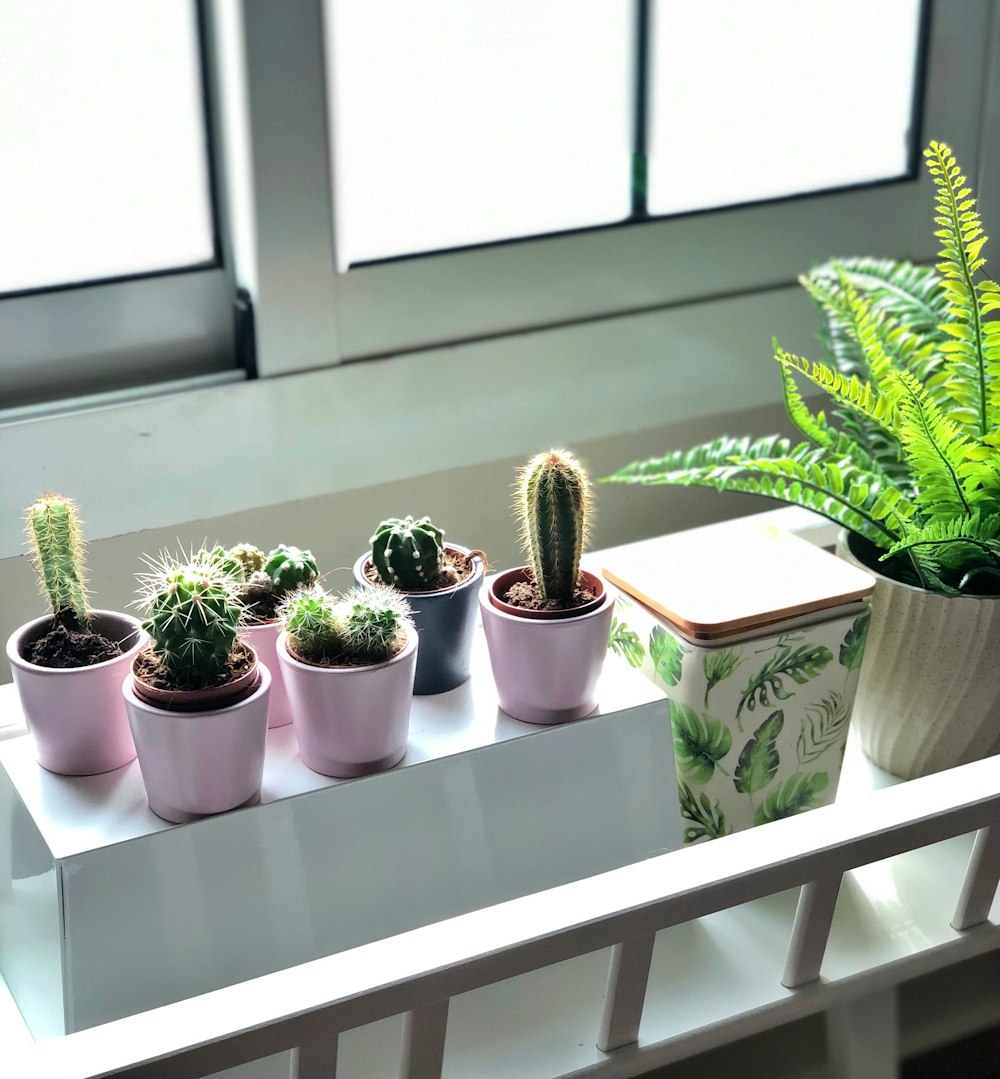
[[487, 567, 607, 619], [130, 648, 260, 711], [6, 610, 146, 776], [838, 529, 1000, 778], [479, 569, 615, 725], [353, 545, 485, 694], [239, 619, 292, 726], [276, 627, 417, 777], [122, 662, 271, 823]]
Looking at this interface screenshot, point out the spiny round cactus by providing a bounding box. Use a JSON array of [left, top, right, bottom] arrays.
[[137, 550, 244, 689], [26, 493, 90, 630], [228, 543, 266, 579], [197, 545, 246, 582], [281, 585, 345, 662], [516, 448, 592, 605], [371, 516, 446, 591], [342, 585, 413, 663], [265, 544, 319, 595]]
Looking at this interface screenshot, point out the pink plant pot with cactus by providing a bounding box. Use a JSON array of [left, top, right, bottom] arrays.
[[277, 627, 417, 777], [480, 572, 615, 725], [122, 663, 271, 823], [6, 611, 146, 775], [239, 620, 292, 727]]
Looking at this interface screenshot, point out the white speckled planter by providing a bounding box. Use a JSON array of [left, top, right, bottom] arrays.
[[838, 530, 1000, 779]]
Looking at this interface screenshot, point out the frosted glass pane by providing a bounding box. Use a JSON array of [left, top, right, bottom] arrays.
[[647, 0, 922, 215], [326, 1, 633, 267], [0, 0, 214, 294]]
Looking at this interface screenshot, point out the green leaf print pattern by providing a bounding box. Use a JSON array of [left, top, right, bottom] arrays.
[[608, 615, 645, 668], [733, 710, 784, 795], [679, 780, 732, 844], [736, 641, 833, 722], [649, 625, 688, 688], [797, 692, 850, 765], [671, 702, 732, 784], [754, 772, 829, 826], [703, 647, 743, 707], [839, 611, 871, 671]]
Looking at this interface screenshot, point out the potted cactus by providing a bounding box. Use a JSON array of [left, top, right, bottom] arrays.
[[122, 548, 271, 822], [276, 583, 417, 776], [479, 449, 615, 724], [352, 516, 486, 694], [5, 494, 146, 775], [224, 543, 319, 727]]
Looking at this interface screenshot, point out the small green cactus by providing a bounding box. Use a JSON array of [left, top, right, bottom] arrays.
[[265, 544, 319, 595], [516, 449, 592, 606], [198, 545, 246, 582], [228, 543, 266, 579], [26, 493, 90, 630], [137, 550, 244, 689], [370, 516, 446, 590], [281, 583, 412, 665]]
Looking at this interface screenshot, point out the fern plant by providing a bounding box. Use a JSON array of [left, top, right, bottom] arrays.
[[606, 141, 1000, 596]]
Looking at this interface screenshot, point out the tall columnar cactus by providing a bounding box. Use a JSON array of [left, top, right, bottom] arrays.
[[138, 551, 244, 689], [26, 494, 90, 630], [370, 516, 446, 590], [265, 545, 319, 595], [342, 586, 412, 662], [516, 449, 592, 606]]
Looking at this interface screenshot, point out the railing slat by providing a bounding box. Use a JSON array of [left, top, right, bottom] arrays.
[[781, 873, 843, 989], [952, 824, 1000, 930], [291, 1035, 338, 1079], [825, 988, 897, 1079], [400, 999, 449, 1079], [597, 933, 656, 1052]]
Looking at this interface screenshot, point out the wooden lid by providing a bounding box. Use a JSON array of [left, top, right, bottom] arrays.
[[601, 521, 875, 641]]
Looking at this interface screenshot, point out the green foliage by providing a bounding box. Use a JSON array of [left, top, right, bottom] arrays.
[[137, 549, 244, 689], [25, 493, 90, 630], [797, 692, 850, 765], [649, 625, 688, 686], [516, 448, 592, 605], [265, 545, 319, 595], [671, 702, 732, 784], [839, 611, 871, 671], [678, 780, 732, 844], [736, 639, 832, 720], [733, 710, 784, 795], [754, 771, 829, 826], [371, 516, 446, 591], [703, 647, 743, 707], [608, 614, 645, 668], [281, 584, 413, 665], [605, 141, 1000, 596]]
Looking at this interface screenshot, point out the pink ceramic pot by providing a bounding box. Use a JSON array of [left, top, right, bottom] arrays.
[[276, 627, 417, 777], [479, 571, 615, 725], [122, 663, 271, 823], [239, 620, 291, 727], [6, 610, 146, 775]]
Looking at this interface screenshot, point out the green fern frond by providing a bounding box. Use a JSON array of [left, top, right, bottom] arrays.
[[924, 140, 998, 435], [886, 513, 1000, 593]]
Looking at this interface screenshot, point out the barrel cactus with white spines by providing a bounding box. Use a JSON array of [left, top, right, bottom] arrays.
[[26, 493, 90, 631], [265, 545, 319, 594], [371, 516, 447, 590], [137, 550, 245, 690], [516, 449, 593, 606]]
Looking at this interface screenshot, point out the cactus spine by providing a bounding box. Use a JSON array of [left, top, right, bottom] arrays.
[[282, 585, 345, 662], [342, 585, 412, 662], [138, 550, 244, 689], [228, 543, 266, 579], [281, 584, 412, 665], [26, 494, 90, 630], [371, 516, 445, 590], [516, 449, 592, 606], [265, 545, 319, 594]]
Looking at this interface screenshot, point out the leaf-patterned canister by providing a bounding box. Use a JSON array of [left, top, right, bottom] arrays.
[[603, 521, 875, 845]]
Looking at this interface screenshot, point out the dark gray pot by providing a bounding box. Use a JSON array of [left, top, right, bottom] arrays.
[[352, 544, 486, 695]]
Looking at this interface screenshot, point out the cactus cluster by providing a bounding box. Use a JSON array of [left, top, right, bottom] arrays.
[[515, 449, 592, 606], [26, 494, 91, 631], [137, 549, 244, 689], [371, 516, 447, 591], [282, 583, 412, 665]]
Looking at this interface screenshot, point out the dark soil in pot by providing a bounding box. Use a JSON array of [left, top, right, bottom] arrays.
[[20, 607, 123, 668], [489, 568, 606, 620], [132, 640, 260, 711]]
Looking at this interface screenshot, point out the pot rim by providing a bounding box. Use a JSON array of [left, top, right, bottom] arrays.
[[6, 609, 147, 674], [353, 544, 486, 597], [481, 568, 613, 623], [839, 528, 1000, 602], [277, 622, 418, 674], [130, 642, 261, 711], [122, 660, 271, 718]]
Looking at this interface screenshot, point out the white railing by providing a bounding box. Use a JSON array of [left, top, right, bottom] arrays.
[[8, 749, 1000, 1079]]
